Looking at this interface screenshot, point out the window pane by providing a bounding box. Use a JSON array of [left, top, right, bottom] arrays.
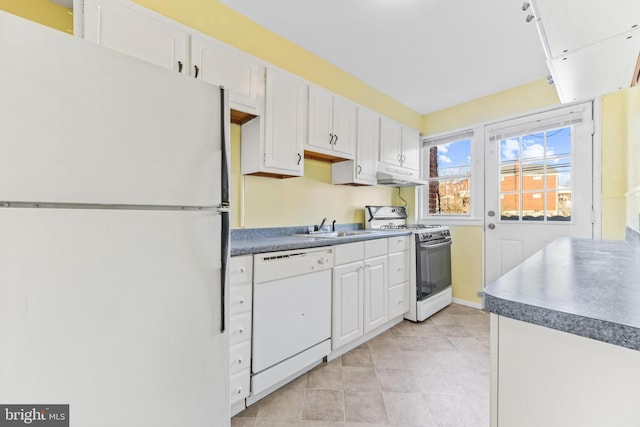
[[430, 139, 471, 178], [548, 187, 572, 221], [425, 137, 472, 216], [500, 137, 520, 162], [547, 157, 571, 191], [522, 132, 545, 160], [428, 178, 470, 215], [522, 161, 545, 191], [522, 192, 545, 221], [500, 193, 519, 220], [546, 127, 571, 157], [500, 164, 520, 191]]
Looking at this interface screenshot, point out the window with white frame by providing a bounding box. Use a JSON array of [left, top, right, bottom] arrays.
[[421, 130, 474, 216]]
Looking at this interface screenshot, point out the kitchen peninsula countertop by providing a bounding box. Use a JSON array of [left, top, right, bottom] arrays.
[[230, 224, 412, 256], [484, 236, 640, 350]]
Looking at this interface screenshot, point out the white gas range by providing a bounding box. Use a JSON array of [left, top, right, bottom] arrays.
[[365, 206, 453, 322]]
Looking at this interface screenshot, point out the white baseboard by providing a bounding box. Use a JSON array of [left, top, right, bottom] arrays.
[[452, 297, 483, 310]]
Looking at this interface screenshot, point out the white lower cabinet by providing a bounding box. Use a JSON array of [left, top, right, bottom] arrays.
[[332, 240, 388, 351], [229, 255, 253, 414]]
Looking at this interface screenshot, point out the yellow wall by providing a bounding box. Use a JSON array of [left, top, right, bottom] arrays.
[[231, 124, 400, 228], [625, 86, 640, 228], [0, 0, 72, 33], [422, 79, 560, 135], [601, 91, 628, 239], [449, 226, 483, 303]]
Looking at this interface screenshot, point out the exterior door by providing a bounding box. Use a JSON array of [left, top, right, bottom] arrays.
[[484, 102, 594, 285]]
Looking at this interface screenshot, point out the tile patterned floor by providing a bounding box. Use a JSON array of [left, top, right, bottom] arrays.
[[232, 304, 490, 427]]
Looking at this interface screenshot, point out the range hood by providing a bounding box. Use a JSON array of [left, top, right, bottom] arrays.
[[376, 164, 428, 187]]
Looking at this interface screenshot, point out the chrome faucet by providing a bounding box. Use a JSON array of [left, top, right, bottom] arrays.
[[314, 217, 327, 232]]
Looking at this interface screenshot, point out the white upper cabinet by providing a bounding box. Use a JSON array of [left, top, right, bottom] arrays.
[[331, 106, 379, 186], [531, 0, 640, 102], [190, 34, 264, 115], [379, 117, 403, 167], [241, 67, 306, 177], [401, 126, 420, 171], [307, 85, 357, 160], [82, 0, 188, 74], [379, 117, 420, 172]]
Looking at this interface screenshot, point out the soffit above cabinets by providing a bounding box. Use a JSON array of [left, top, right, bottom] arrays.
[[530, 0, 640, 102]]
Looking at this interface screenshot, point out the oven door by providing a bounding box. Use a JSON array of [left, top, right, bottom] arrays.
[[416, 239, 452, 301]]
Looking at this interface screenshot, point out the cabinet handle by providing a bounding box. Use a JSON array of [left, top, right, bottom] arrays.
[[239, 267, 245, 273], [398, 299, 404, 304], [235, 387, 243, 395], [329, 133, 334, 145], [178, 61, 183, 73], [237, 357, 244, 365], [238, 327, 244, 335], [194, 65, 200, 78], [297, 153, 302, 165], [397, 267, 403, 272], [334, 134, 339, 145], [357, 165, 362, 175], [238, 298, 245, 305]]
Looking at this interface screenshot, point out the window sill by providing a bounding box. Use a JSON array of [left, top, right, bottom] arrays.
[[419, 217, 484, 227]]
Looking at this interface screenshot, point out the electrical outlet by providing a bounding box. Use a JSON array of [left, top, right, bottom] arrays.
[[477, 290, 484, 297]]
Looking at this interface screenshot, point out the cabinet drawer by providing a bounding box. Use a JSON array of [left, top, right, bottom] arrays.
[[388, 235, 411, 253], [230, 340, 251, 375], [230, 312, 252, 345], [388, 251, 410, 286], [364, 238, 387, 258], [230, 284, 252, 315], [230, 369, 250, 404], [388, 282, 410, 319], [230, 255, 253, 285], [334, 241, 364, 266]]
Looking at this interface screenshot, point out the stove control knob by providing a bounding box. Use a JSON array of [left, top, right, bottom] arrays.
[[425, 233, 432, 239]]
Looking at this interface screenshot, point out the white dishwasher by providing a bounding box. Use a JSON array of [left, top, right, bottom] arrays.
[[250, 246, 334, 399]]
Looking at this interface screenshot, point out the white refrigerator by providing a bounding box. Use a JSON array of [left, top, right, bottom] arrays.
[[0, 11, 231, 427]]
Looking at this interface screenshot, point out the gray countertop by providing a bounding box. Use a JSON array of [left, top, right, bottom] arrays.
[[230, 225, 412, 256], [484, 237, 640, 350]]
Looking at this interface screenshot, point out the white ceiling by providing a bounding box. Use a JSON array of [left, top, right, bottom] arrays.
[[218, 0, 550, 115]]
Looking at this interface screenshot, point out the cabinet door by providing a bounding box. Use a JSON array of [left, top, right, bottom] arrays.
[[363, 255, 388, 334], [191, 34, 263, 114], [401, 126, 421, 171], [307, 86, 334, 151], [379, 117, 403, 166], [331, 96, 357, 158], [83, 0, 188, 73], [355, 107, 380, 184], [332, 262, 364, 350], [264, 68, 306, 176]]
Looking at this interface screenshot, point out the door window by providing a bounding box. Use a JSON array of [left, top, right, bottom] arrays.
[[498, 126, 573, 222]]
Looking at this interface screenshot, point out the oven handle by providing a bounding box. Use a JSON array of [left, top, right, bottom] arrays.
[[420, 240, 453, 250]]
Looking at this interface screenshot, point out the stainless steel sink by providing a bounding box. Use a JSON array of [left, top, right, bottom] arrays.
[[291, 230, 378, 239]]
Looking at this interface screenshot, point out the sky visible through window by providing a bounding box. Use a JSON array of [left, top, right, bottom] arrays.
[[436, 139, 471, 177]]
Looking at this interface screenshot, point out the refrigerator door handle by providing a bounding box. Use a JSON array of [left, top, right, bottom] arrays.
[[219, 87, 230, 333]]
